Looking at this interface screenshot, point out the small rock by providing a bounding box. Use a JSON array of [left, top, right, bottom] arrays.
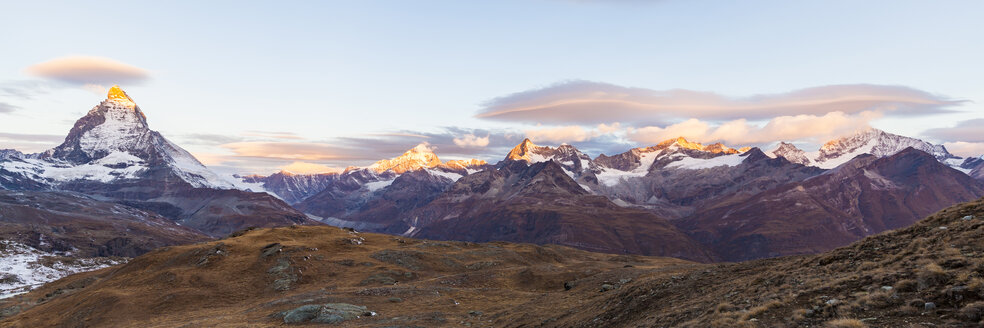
[[939, 226, 948, 230], [880, 286, 893, 291], [925, 302, 936, 310], [564, 281, 575, 291], [388, 297, 403, 303], [826, 299, 839, 305], [282, 303, 369, 324], [618, 278, 632, 285], [600, 284, 615, 292], [468, 310, 483, 316], [962, 215, 974, 221]]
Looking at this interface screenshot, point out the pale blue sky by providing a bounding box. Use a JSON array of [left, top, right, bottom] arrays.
[[1, 0, 982, 173]]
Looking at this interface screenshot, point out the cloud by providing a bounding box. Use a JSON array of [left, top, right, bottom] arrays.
[[627, 111, 880, 146], [525, 125, 592, 143], [0, 132, 65, 153], [0, 80, 54, 100], [943, 142, 984, 157], [452, 134, 490, 148], [242, 130, 306, 140], [175, 133, 245, 146], [220, 142, 354, 161], [0, 102, 17, 114], [923, 119, 984, 143], [477, 80, 963, 125], [281, 162, 342, 174], [26, 56, 149, 86]]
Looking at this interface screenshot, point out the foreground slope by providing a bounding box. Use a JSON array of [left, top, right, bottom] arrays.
[[4, 197, 984, 327], [0, 225, 690, 327]]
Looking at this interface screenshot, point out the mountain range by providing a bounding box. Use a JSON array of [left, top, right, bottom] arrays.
[[1, 86, 982, 271]]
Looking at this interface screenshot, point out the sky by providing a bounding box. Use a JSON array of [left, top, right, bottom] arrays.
[[1, 0, 982, 174]]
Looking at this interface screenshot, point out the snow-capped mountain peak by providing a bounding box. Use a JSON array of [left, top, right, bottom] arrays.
[[505, 138, 543, 162], [770, 142, 811, 165], [2, 86, 236, 190], [656, 137, 744, 154], [369, 143, 442, 174], [812, 128, 954, 169]]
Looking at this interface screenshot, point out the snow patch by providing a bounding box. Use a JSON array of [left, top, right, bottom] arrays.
[[0, 241, 125, 299], [365, 179, 395, 192], [665, 153, 746, 170]]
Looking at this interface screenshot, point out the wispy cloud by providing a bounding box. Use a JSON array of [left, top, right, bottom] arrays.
[[0, 132, 65, 152], [220, 142, 355, 161], [0, 102, 18, 114], [26, 56, 149, 86], [242, 130, 306, 140], [281, 161, 343, 174], [477, 80, 963, 125], [626, 111, 880, 146], [923, 118, 984, 143]]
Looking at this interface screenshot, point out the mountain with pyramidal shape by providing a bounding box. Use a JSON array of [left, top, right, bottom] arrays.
[[0, 86, 314, 237]]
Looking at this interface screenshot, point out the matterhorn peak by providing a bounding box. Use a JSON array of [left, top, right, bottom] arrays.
[[106, 85, 136, 107]]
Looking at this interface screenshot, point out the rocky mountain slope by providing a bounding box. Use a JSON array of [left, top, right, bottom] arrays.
[[0, 189, 210, 298], [0, 86, 315, 237], [407, 160, 714, 262], [4, 197, 983, 327], [681, 147, 984, 261]]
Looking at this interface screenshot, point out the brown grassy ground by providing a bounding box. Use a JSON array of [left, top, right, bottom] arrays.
[[2, 197, 984, 327]]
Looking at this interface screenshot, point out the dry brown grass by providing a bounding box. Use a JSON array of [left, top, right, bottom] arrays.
[[960, 301, 984, 322], [917, 262, 949, 290], [740, 299, 783, 321], [825, 318, 867, 328]]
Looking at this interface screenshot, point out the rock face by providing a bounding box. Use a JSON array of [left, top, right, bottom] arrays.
[[770, 142, 811, 165], [0, 86, 316, 237], [240, 171, 337, 204], [960, 156, 984, 180], [407, 160, 714, 262], [584, 148, 824, 219], [680, 147, 984, 261], [503, 138, 592, 177]]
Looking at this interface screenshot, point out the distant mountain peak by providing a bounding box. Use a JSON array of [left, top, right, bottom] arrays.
[[370, 143, 442, 174], [506, 138, 543, 162], [771, 142, 811, 165], [814, 128, 954, 168], [654, 137, 743, 154]]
